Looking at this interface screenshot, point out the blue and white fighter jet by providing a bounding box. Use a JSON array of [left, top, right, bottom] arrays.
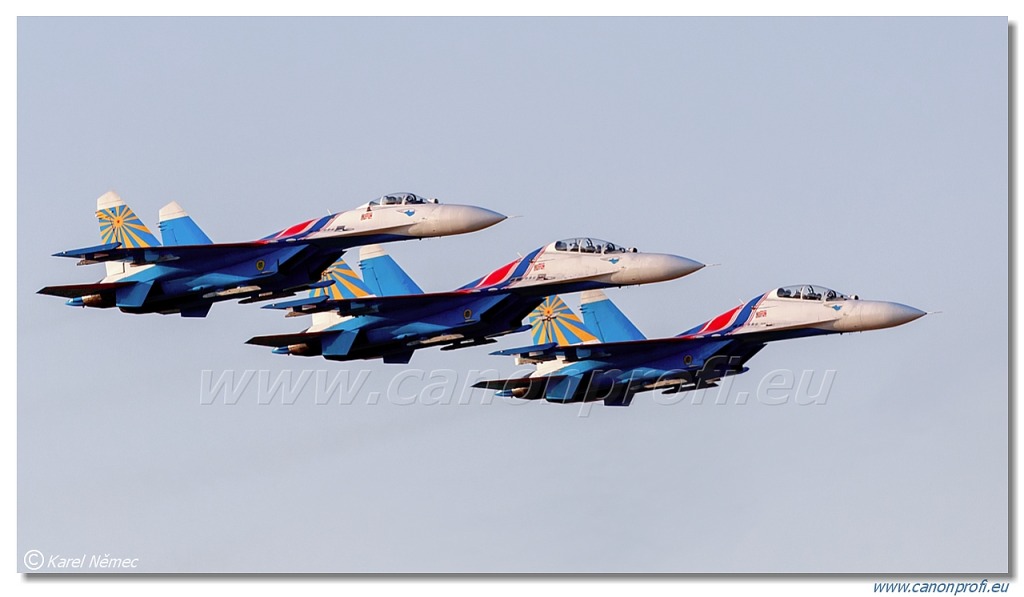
[[246, 238, 704, 364], [39, 191, 505, 317], [474, 285, 926, 406]]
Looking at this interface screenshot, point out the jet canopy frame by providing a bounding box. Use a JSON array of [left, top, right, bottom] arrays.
[[774, 285, 852, 302], [367, 192, 438, 207], [553, 237, 634, 254]]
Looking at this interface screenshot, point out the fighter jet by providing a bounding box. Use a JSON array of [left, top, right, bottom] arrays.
[[245, 238, 704, 364], [474, 285, 926, 406], [38, 191, 505, 317]]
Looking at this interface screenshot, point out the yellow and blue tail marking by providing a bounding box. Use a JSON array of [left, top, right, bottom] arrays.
[[311, 258, 373, 300], [529, 296, 598, 346], [96, 200, 160, 248]]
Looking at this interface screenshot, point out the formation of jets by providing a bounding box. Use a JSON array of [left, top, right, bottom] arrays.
[[40, 191, 926, 406]]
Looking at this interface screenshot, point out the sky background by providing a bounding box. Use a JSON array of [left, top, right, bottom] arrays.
[[17, 17, 1007, 573]]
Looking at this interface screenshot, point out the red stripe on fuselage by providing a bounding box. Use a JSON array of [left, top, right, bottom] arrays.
[[478, 259, 519, 288], [700, 305, 741, 335], [277, 218, 316, 238]]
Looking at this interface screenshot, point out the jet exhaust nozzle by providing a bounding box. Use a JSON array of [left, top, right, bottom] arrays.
[[272, 343, 319, 356]]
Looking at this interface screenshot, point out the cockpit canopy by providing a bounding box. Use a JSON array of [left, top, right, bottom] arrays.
[[368, 192, 437, 206], [774, 285, 851, 302], [553, 237, 633, 254]]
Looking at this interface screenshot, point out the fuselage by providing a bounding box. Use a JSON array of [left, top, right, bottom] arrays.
[[457, 237, 704, 296], [57, 193, 505, 315], [265, 237, 704, 362], [507, 284, 925, 403], [258, 194, 505, 245]]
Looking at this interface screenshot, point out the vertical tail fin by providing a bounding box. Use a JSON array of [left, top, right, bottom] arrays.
[[96, 191, 160, 278], [96, 191, 160, 248], [528, 296, 599, 346], [308, 257, 371, 331], [358, 245, 424, 296], [311, 257, 373, 300], [580, 290, 646, 342], [158, 201, 213, 245]]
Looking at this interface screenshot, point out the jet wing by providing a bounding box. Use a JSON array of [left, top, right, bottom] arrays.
[[51, 242, 124, 262], [473, 376, 543, 391], [491, 336, 739, 363], [52, 241, 291, 266], [262, 291, 482, 317]]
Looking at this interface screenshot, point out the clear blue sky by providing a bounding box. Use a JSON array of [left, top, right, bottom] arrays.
[[18, 17, 1007, 572]]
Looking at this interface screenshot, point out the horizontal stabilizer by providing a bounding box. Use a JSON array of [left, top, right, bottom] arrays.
[[264, 290, 478, 317], [472, 375, 566, 401], [238, 290, 300, 305], [474, 375, 630, 405], [489, 342, 558, 357], [246, 330, 329, 348], [262, 295, 330, 311], [38, 281, 134, 299], [473, 376, 540, 391], [52, 242, 123, 262]]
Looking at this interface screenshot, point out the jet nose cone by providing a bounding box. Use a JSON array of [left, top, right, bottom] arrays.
[[858, 301, 926, 331], [446, 205, 507, 234], [666, 255, 705, 279], [609, 253, 704, 285], [407, 204, 506, 237], [886, 302, 927, 326]]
